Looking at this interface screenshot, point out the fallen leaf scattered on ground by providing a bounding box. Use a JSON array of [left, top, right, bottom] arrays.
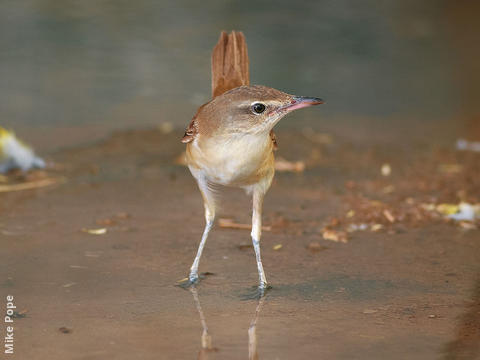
[[115, 212, 131, 219], [274, 157, 305, 172], [84, 251, 102, 257], [81, 228, 107, 235], [381, 163, 391, 176], [306, 242, 328, 253], [382, 184, 395, 194], [322, 230, 348, 243], [58, 327, 73, 334], [456, 139, 480, 152], [436, 203, 460, 216], [459, 221, 477, 230], [438, 164, 463, 174], [96, 218, 116, 226], [218, 218, 271, 231], [200, 272, 215, 276], [237, 244, 253, 250], [0, 177, 66, 192], [346, 223, 368, 232], [383, 209, 395, 223], [273, 244, 283, 250], [10, 310, 27, 319]]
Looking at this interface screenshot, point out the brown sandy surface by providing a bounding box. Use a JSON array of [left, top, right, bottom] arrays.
[[1, 128, 479, 359]]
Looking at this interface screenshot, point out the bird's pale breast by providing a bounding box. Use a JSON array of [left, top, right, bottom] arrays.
[[186, 132, 274, 187]]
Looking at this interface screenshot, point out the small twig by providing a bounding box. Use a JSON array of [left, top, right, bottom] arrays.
[[218, 218, 271, 231], [0, 177, 66, 193]]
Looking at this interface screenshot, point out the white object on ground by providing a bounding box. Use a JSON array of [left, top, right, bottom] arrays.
[[0, 127, 45, 173], [448, 202, 480, 221], [456, 139, 480, 152]]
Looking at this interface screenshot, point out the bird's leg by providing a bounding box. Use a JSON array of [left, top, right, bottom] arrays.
[[189, 178, 215, 284], [251, 188, 268, 290]]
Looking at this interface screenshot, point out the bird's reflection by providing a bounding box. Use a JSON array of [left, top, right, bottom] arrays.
[[189, 286, 265, 359]]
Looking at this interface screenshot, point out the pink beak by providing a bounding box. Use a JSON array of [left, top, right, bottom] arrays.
[[283, 96, 324, 112]]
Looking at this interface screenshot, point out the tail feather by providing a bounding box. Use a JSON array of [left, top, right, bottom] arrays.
[[211, 31, 250, 98]]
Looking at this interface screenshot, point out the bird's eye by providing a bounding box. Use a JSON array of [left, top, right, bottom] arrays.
[[251, 103, 266, 114]]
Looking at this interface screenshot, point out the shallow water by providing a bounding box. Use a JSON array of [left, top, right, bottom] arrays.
[[1, 129, 479, 359]]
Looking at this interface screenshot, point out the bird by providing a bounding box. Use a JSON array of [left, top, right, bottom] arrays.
[[182, 31, 323, 293]]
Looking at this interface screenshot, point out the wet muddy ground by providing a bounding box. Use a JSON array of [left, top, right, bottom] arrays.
[[1, 127, 479, 359]]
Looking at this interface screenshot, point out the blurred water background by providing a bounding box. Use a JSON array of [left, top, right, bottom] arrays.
[[1, 0, 478, 150]]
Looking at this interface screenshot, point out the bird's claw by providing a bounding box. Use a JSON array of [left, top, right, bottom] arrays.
[[175, 274, 199, 289], [257, 283, 272, 298]]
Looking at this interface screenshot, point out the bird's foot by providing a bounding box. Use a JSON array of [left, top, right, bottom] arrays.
[[240, 283, 272, 300], [257, 282, 272, 298], [189, 273, 199, 284], [176, 272, 215, 289], [175, 274, 198, 289]]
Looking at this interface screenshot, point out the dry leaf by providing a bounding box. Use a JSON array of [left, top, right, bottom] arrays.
[[383, 210, 395, 223], [0, 177, 65, 193], [346, 210, 355, 218], [382, 185, 395, 194], [322, 230, 348, 243], [381, 163, 391, 176], [436, 203, 459, 216], [307, 242, 328, 253], [81, 228, 107, 235], [459, 221, 477, 230], [115, 212, 131, 219], [96, 218, 116, 226], [58, 327, 73, 334], [273, 244, 283, 250], [237, 244, 253, 250], [275, 157, 305, 172], [218, 218, 271, 231], [438, 164, 463, 174]]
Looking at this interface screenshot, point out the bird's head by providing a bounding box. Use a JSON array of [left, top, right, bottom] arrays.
[[199, 85, 323, 136]]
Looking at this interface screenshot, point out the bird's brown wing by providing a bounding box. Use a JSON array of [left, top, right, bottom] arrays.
[[181, 104, 206, 143], [181, 118, 197, 143]]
